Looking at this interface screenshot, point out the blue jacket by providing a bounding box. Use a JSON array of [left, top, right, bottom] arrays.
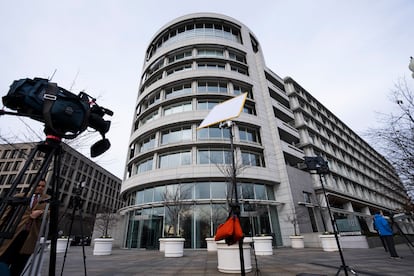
[[373, 214, 393, 236]]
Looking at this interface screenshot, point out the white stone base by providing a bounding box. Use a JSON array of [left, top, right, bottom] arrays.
[[93, 238, 114, 255], [164, 238, 185, 257], [206, 237, 217, 251], [253, 236, 273, 255], [216, 239, 252, 273], [289, 235, 304, 248]]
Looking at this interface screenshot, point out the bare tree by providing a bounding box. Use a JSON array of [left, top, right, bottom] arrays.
[[162, 184, 191, 237], [365, 78, 414, 201], [94, 206, 118, 238], [213, 150, 248, 206], [285, 213, 300, 236]]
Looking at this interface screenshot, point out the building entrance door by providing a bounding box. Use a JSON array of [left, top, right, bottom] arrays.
[[139, 216, 163, 249]]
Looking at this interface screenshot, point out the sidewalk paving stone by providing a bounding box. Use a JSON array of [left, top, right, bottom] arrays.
[[39, 244, 414, 276]]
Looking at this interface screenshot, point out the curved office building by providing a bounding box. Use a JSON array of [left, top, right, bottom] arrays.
[[120, 13, 413, 249]]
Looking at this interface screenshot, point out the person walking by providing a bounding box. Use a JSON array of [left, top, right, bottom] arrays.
[[373, 210, 401, 259], [0, 179, 51, 275]]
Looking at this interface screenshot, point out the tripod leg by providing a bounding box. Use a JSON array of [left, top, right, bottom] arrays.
[[0, 143, 54, 243], [78, 207, 88, 276], [22, 203, 50, 276], [335, 265, 358, 276], [348, 267, 358, 275], [48, 143, 63, 276], [335, 266, 344, 276], [60, 205, 77, 276]]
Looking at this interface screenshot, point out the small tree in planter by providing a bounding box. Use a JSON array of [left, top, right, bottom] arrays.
[[286, 210, 305, 248], [161, 185, 191, 257], [286, 213, 300, 236], [94, 207, 118, 238], [93, 207, 118, 255], [162, 185, 191, 237]]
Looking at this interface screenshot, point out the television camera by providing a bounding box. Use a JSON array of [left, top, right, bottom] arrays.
[[0, 77, 114, 275], [1, 77, 113, 157]]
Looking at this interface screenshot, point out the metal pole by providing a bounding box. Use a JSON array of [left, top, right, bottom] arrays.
[[319, 174, 349, 276], [228, 121, 245, 276]]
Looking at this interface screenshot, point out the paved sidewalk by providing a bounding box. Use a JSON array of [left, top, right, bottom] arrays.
[[39, 244, 414, 276]]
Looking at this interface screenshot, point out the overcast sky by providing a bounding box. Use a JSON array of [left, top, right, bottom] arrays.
[[0, 0, 413, 179]]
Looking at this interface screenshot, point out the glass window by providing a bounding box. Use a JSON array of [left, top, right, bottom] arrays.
[[197, 81, 227, 94], [137, 158, 153, 173], [180, 183, 194, 199], [139, 135, 156, 153], [211, 182, 226, 199], [164, 102, 192, 116], [165, 83, 192, 99], [165, 184, 179, 200], [197, 62, 225, 70], [255, 184, 267, 200], [239, 126, 260, 143], [154, 186, 164, 202], [168, 50, 192, 63], [242, 183, 254, 199], [197, 48, 224, 57], [210, 150, 224, 164], [228, 51, 246, 63], [144, 188, 154, 203], [266, 185, 275, 200], [194, 204, 211, 247], [197, 127, 230, 140], [166, 63, 192, 75], [241, 151, 264, 167], [161, 127, 192, 145], [195, 182, 210, 199], [242, 104, 256, 115], [136, 191, 144, 204], [159, 151, 191, 168], [198, 150, 210, 164], [141, 110, 159, 125], [197, 100, 218, 110], [197, 149, 231, 165], [230, 65, 248, 75], [303, 192, 312, 203], [212, 204, 229, 233]]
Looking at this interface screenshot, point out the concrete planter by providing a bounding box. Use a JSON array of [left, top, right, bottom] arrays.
[[56, 238, 72, 253], [206, 237, 217, 251], [253, 236, 273, 255], [159, 238, 167, 252], [289, 235, 304, 248], [164, 238, 185, 257], [319, 234, 338, 251], [216, 238, 252, 273], [93, 238, 114, 255]]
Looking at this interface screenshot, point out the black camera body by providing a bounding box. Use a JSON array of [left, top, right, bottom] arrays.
[[304, 156, 330, 174], [2, 77, 113, 156]]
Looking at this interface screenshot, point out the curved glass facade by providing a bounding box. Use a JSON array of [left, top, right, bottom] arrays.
[[122, 182, 282, 248]]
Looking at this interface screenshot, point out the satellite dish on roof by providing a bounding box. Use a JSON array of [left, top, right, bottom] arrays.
[[197, 93, 247, 129]]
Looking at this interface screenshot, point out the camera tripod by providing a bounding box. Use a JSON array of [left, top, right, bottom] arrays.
[[319, 174, 358, 276], [391, 215, 414, 254], [58, 182, 88, 276], [304, 157, 357, 276], [0, 135, 64, 276], [22, 200, 51, 275]]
